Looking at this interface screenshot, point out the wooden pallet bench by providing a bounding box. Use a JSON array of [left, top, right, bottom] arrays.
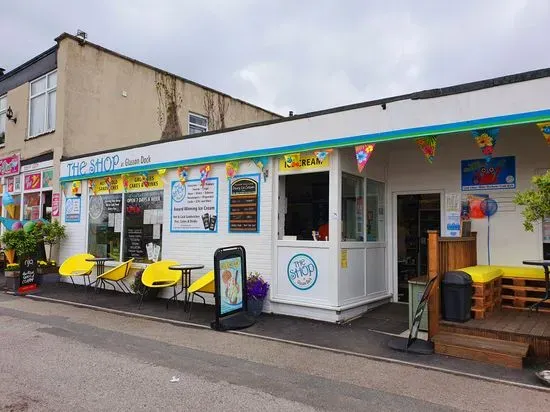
[[501, 277, 550, 313], [471, 277, 502, 319]]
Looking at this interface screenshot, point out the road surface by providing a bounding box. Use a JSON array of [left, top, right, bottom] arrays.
[[0, 293, 548, 411]]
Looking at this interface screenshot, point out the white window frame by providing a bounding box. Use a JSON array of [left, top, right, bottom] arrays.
[[28, 70, 57, 139], [0, 94, 7, 147], [188, 112, 208, 135]]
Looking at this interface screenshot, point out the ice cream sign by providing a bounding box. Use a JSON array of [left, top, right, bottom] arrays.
[[287, 254, 318, 290], [0, 153, 20, 177]]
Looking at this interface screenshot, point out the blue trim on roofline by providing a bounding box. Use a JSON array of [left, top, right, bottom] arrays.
[[60, 109, 550, 182]]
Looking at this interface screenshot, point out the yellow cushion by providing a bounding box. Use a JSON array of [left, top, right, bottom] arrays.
[[458, 266, 503, 283], [489, 265, 546, 280]]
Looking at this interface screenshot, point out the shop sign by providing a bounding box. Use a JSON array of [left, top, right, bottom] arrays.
[[278, 152, 329, 171], [19, 256, 37, 294], [170, 178, 218, 232], [24, 172, 41, 191], [229, 175, 259, 233], [42, 169, 53, 188], [461, 156, 516, 191], [126, 173, 164, 192], [89, 176, 123, 194], [65, 197, 81, 223], [52, 193, 60, 217], [287, 253, 318, 290], [0, 153, 20, 177]]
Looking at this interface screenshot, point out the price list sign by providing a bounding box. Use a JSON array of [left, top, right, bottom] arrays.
[[229, 176, 259, 233]]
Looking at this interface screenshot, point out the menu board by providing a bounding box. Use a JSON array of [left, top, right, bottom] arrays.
[[229, 175, 259, 233], [65, 197, 81, 223], [170, 178, 218, 232], [126, 227, 144, 259], [123, 190, 163, 263]]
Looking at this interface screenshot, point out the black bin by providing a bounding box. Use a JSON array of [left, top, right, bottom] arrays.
[[442, 271, 472, 322]]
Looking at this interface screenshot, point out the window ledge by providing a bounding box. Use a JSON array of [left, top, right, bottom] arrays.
[[26, 129, 55, 140]]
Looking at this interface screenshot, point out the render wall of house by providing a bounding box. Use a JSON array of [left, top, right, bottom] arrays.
[[57, 36, 280, 158]]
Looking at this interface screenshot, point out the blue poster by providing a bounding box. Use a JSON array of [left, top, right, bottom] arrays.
[[461, 156, 516, 191]]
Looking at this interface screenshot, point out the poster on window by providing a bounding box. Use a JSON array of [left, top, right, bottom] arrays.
[[170, 178, 218, 232], [24, 172, 41, 191], [65, 197, 81, 223], [461, 156, 516, 191], [444, 193, 461, 237], [229, 175, 259, 233], [42, 169, 53, 188]]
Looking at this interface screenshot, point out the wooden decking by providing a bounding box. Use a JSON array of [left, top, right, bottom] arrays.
[[440, 309, 550, 358]]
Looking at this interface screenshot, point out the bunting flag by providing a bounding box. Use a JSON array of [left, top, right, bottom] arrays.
[[536, 122, 550, 145], [157, 168, 167, 183], [284, 153, 301, 168], [61, 182, 70, 197], [177, 166, 189, 186], [314, 149, 333, 162], [121, 174, 130, 192], [251, 157, 269, 182], [200, 165, 211, 187], [71, 181, 81, 196], [355, 144, 375, 173], [104, 177, 113, 193], [89, 180, 98, 195], [415, 136, 437, 163], [472, 128, 499, 162], [140, 173, 149, 188], [225, 161, 240, 180]]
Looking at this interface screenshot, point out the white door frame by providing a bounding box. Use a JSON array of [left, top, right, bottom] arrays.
[[390, 189, 445, 302]]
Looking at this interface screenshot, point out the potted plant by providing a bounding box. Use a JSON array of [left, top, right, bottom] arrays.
[[41, 220, 66, 264], [130, 270, 160, 300], [1, 227, 42, 291], [514, 170, 550, 231], [4, 263, 20, 292], [246, 272, 270, 317], [1, 229, 19, 264], [36, 260, 60, 284]]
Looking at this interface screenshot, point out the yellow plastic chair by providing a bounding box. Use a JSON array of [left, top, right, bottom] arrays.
[[138, 260, 180, 309], [59, 253, 96, 289], [92, 259, 134, 294], [187, 270, 214, 319]]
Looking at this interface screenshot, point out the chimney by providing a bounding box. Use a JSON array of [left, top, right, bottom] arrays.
[[0, 68, 5, 76], [288, 111, 294, 117]]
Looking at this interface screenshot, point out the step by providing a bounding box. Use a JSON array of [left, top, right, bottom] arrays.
[[432, 332, 530, 369]]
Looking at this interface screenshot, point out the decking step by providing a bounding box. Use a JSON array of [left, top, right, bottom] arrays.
[[432, 332, 530, 369]]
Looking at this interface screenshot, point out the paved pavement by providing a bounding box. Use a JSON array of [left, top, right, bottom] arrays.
[[0, 293, 549, 411]]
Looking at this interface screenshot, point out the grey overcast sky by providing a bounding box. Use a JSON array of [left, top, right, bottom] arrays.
[[3, 0, 550, 115]]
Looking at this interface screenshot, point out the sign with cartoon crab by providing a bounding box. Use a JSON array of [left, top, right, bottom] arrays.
[[461, 156, 516, 191]]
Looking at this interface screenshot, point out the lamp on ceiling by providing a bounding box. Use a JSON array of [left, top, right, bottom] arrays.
[[6, 106, 16, 124]]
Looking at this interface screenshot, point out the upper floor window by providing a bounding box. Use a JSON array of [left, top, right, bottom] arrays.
[[29, 71, 57, 138], [0, 95, 6, 145], [188, 113, 208, 135]]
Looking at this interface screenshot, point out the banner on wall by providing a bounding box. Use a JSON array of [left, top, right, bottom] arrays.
[[65, 197, 81, 223], [0, 153, 20, 177], [90, 173, 163, 194], [52, 193, 60, 217], [229, 175, 260, 233], [461, 156, 516, 191], [170, 178, 219, 232], [279, 152, 328, 171]]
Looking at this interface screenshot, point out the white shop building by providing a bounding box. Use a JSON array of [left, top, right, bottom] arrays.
[[58, 69, 550, 322]]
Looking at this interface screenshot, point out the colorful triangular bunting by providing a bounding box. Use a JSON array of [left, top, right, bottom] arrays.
[[355, 144, 375, 173], [415, 136, 437, 163], [536, 122, 550, 145], [471, 128, 499, 162]]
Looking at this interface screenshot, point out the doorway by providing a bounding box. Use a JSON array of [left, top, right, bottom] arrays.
[[396, 193, 441, 302]]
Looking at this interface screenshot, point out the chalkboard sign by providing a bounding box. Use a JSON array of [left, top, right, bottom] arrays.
[[126, 227, 144, 259], [18, 256, 38, 293], [229, 176, 259, 233]]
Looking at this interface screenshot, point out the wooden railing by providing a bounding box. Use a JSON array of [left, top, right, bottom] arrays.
[[427, 230, 477, 338]]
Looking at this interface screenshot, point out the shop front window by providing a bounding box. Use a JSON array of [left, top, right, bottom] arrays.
[[42, 191, 52, 221], [366, 179, 385, 242], [342, 173, 364, 241], [88, 194, 123, 260], [23, 192, 41, 220], [123, 190, 164, 263], [280, 172, 329, 240]]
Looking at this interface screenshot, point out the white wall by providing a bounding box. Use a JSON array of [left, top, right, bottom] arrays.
[[386, 123, 550, 273], [59, 160, 274, 302]]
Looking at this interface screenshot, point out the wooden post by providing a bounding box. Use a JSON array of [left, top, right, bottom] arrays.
[[427, 230, 440, 339]]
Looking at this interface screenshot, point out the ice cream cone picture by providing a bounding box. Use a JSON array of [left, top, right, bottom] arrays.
[[2, 192, 15, 218], [6, 204, 15, 219]]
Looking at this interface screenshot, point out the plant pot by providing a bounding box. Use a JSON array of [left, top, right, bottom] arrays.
[[36, 270, 60, 285], [247, 297, 265, 317], [4, 271, 20, 292], [4, 249, 16, 264]]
